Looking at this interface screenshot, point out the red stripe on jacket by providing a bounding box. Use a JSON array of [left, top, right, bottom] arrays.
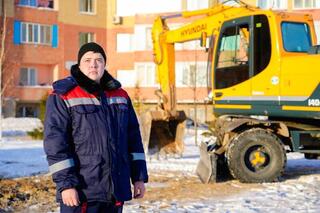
[[51, 86, 128, 100], [105, 88, 129, 99]]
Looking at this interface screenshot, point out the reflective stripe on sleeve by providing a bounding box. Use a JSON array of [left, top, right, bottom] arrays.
[[49, 158, 75, 174], [131, 153, 146, 161]]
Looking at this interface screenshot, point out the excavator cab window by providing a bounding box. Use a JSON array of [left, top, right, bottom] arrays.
[[214, 15, 272, 89], [281, 22, 311, 52], [253, 15, 271, 75], [216, 25, 249, 68], [206, 35, 215, 90], [215, 18, 250, 89]]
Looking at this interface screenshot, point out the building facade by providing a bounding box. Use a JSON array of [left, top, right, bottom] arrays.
[[0, 0, 319, 122], [108, 0, 216, 122], [255, 0, 320, 42]]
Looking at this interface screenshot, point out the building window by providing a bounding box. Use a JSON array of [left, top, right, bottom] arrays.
[[133, 25, 154, 51], [314, 20, 320, 44], [117, 64, 157, 87], [175, 40, 200, 50], [79, 32, 95, 47], [19, 0, 54, 9], [19, 68, 37, 86], [116, 33, 133, 52], [116, 0, 181, 16], [38, 0, 54, 9], [176, 62, 207, 87], [189, 107, 206, 123], [135, 63, 157, 87], [16, 104, 39, 117], [40, 25, 51, 44], [293, 0, 320, 9], [145, 27, 152, 50], [21, 22, 52, 45], [117, 70, 137, 87], [187, 0, 208, 10], [79, 0, 95, 13], [219, 0, 238, 6], [257, 0, 287, 9], [18, 0, 37, 7]]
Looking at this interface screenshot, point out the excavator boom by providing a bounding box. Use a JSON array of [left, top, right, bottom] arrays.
[[141, 3, 257, 157]]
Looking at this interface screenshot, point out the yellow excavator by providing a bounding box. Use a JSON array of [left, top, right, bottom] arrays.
[[144, 1, 320, 183]]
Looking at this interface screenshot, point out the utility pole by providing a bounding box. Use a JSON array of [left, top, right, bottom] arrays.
[[0, 0, 6, 143], [193, 43, 198, 146]]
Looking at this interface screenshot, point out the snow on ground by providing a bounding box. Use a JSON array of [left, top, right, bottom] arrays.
[[0, 139, 47, 178], [0, 118, 48, 178], [139, 129, 320, 213], [146, 128, 211, 174], [1, 118, 320, 212]]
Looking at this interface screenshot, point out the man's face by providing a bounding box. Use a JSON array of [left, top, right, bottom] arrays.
[[79, 51, 105, 83]]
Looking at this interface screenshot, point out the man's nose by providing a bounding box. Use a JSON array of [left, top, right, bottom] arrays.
[[90, 60, 98, 67]]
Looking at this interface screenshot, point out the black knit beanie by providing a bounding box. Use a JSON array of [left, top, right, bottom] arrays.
[[77, 42, 107, 64]]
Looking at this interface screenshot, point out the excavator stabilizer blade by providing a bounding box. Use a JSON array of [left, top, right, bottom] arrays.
[[196, 141, 217, 183]]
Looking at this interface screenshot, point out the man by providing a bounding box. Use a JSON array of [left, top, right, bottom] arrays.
[[44, 42, 148, 213]]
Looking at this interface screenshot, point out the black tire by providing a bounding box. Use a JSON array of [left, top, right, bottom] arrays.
[[226, 128, 287, 183]]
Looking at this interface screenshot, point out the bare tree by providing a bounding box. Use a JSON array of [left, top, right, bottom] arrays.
[[0, 0, 6, 142]]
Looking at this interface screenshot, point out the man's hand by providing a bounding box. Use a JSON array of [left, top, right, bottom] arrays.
[[61, 188, 80, 206], [133, 181, 145, 199]]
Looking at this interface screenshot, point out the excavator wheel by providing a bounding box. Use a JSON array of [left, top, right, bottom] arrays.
[[226, 128, 287, 183]]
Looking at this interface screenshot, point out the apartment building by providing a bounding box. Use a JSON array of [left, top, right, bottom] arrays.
[[1, 0, 108, 118], [1, 0, 58, 117], [108, 0, 216, 122], [255, 0, 320, 42], [1, 0, 216, 122], [1, 0, 319, 122]]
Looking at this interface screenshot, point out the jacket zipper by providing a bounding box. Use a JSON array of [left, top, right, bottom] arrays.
[[99, 91, 115, 200]]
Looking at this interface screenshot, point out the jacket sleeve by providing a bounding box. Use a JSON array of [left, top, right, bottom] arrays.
[[127, 98, 149, 184], [44, 93, 79, 192]]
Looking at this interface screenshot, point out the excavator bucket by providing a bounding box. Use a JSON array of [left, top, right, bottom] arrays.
[[139, 110, 187, 156]]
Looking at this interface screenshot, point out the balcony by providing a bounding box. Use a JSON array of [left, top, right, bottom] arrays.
[[16, 85, 52, 102]]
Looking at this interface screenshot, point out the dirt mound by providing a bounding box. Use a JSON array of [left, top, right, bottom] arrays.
[[0, 175, 57, 212], [0, 172, 259, 212]]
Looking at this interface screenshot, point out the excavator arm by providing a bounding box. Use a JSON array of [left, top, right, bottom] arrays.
[[140, 4, 238, 157], [151, 5, 234, 114]]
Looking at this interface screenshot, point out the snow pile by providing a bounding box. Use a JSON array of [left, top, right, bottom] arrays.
[[1, 117, 43, 137], [146, 128, 214, 174]]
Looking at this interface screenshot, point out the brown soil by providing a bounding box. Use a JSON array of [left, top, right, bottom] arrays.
[[0, 172, 260, 212], [0, 175, 57, 212], [139, 171, 259, 203]]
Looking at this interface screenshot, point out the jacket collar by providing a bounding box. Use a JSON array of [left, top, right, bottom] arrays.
[[70, 64, 121, 93]]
